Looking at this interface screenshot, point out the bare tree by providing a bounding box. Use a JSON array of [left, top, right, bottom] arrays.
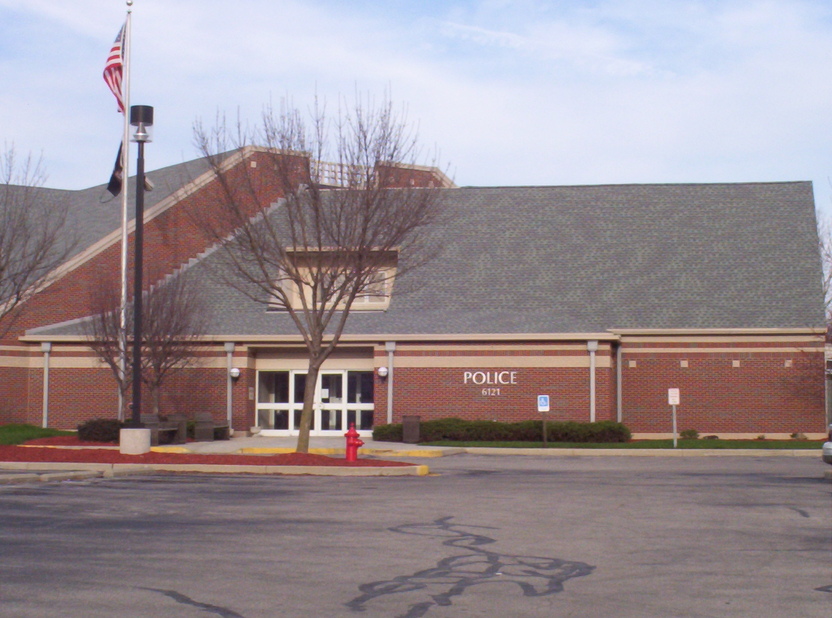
[[0, 146, 74, 339], [194, 96, 450, 452], [84, 271, 208, 417]]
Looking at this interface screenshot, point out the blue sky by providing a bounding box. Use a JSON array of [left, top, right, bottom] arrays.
[[1, 0, 831, 213]]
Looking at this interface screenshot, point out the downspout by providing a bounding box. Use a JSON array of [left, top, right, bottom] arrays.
[[385, 341, 396, 424], [41, 342, 51, 428], [616, 342, 623, 423], [224, 342, 235, 431], [587, 340, 598, 423]]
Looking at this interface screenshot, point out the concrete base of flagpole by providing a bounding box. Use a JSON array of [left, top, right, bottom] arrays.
[[119, 428, 151, 455]]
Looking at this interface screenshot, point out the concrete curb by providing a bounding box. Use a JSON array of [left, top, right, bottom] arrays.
[[111, 463, 430, 476], [0, 461, 429, 479], [0, 473, 44, 485], [235, 446, 464, 458], [361, 447, 466, 458], [0, 465, 106, 485], [463, 447, 822, 457], [0, 462, 114, 472]]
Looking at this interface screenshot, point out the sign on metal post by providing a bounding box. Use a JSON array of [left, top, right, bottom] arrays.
[[538, 395, 550, 447], [668, 388, 680, 448]]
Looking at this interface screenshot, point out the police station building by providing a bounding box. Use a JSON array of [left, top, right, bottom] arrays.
[[1, 149, 827, 439]]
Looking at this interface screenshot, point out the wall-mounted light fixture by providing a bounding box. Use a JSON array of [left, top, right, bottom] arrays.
[[229, 367, 241, 380], [377, 366, 389, 379]]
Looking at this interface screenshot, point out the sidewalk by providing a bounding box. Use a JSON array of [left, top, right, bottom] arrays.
[[162, 435, 465, 458], [168, 435, 821, 458], [1, 437, 825, 486], [0, 437, 454, 485]]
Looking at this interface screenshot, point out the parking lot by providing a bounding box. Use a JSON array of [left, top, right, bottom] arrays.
[[1, 455, 829, 617]]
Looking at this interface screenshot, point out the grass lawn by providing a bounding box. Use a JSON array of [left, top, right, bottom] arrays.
[[423, 439, 824, 449], [0, 424, 74, 446]]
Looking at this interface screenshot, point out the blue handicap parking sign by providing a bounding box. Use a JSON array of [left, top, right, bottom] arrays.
[[537, 395, 550, 412]]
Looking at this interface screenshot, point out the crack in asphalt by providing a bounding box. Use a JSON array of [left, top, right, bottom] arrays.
[[139, 587, 245, 617]]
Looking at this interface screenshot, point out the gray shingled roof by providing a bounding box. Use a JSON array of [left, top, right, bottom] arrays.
[[191, 181, 825, 334], [32, 179, 825, 338], [8, 157, 212, 264]]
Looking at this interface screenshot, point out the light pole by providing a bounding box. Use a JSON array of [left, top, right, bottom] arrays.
[[129, 104, 153, 428]]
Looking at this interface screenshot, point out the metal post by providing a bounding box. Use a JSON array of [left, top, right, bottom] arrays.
[[130, 137, 145, 427], [672, 404, 678, 448], [118, 3, 133, 422]]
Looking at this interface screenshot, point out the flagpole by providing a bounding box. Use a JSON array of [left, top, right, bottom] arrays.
[[118, 0, 133, 421]]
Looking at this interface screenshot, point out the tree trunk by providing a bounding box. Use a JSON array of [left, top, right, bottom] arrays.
[[150, 384, 161, 416], [295, 362, 321, 453]]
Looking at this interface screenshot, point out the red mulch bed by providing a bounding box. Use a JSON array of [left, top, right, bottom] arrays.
[[3, 436, 409, 467], [26, 436, 117, 447]]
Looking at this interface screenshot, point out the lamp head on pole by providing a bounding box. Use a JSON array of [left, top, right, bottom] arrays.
[[130, 105, 154, 143]]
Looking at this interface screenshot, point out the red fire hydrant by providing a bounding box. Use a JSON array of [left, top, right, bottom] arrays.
[[345, 423, 364, 462]]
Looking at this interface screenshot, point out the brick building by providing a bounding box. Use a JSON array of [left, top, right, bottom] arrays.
[[0, 149, 827, 438]]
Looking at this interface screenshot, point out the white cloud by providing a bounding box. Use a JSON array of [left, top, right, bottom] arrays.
[[0, 0, 829, 211]]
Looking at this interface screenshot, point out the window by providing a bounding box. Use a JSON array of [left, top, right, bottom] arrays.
[[353, 268, 393, 308], [270, 250, 396, 312]]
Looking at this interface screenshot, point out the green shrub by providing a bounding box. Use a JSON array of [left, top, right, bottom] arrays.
[[372, 417, 631, 444], [77, 418, 124, 443], [373, 422, 403, 442], [544, 420, 631, 443], [420, 418, 516, 442], [680, 429, 699, 440]]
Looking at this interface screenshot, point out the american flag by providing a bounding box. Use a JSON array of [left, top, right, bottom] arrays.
[[103, 24, 126, 113]]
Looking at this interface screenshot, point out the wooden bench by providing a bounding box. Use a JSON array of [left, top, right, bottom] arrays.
[[194, 413, 230, 442], [141, 414, 187, 446]]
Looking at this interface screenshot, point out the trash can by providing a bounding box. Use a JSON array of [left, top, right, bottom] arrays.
[[402, 415, 420, 444]]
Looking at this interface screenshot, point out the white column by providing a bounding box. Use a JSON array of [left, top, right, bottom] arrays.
[[41, 342, 51, 428], [225, 342, 235, 431], [616, 343, 623, 423], [587, 340, 598, 423], [385, 341, 396, 424]]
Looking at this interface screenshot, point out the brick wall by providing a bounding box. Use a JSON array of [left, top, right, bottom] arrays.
[[0, 150, 299, 342], [372, 341, 616, 426], [0, 366, 30, 424], [620, 338, 826, 434], [9, 335, 825, 435], [0, 150, 303, 423], [372, 337, 825, 435], [12, 343, 256, 430]]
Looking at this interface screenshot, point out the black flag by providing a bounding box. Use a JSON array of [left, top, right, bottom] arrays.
[[107, 142, 123, 197]]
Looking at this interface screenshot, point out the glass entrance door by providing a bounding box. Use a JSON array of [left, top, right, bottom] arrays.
[[318, 372, 344, 431], [256, 369, 374, 436]]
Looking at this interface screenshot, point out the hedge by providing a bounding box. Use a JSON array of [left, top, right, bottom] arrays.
[[372, 417, 631, 443], [77, 418, 125, 443]]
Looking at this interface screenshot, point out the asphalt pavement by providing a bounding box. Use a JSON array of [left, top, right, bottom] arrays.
[[0, 454, 829, 617]]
